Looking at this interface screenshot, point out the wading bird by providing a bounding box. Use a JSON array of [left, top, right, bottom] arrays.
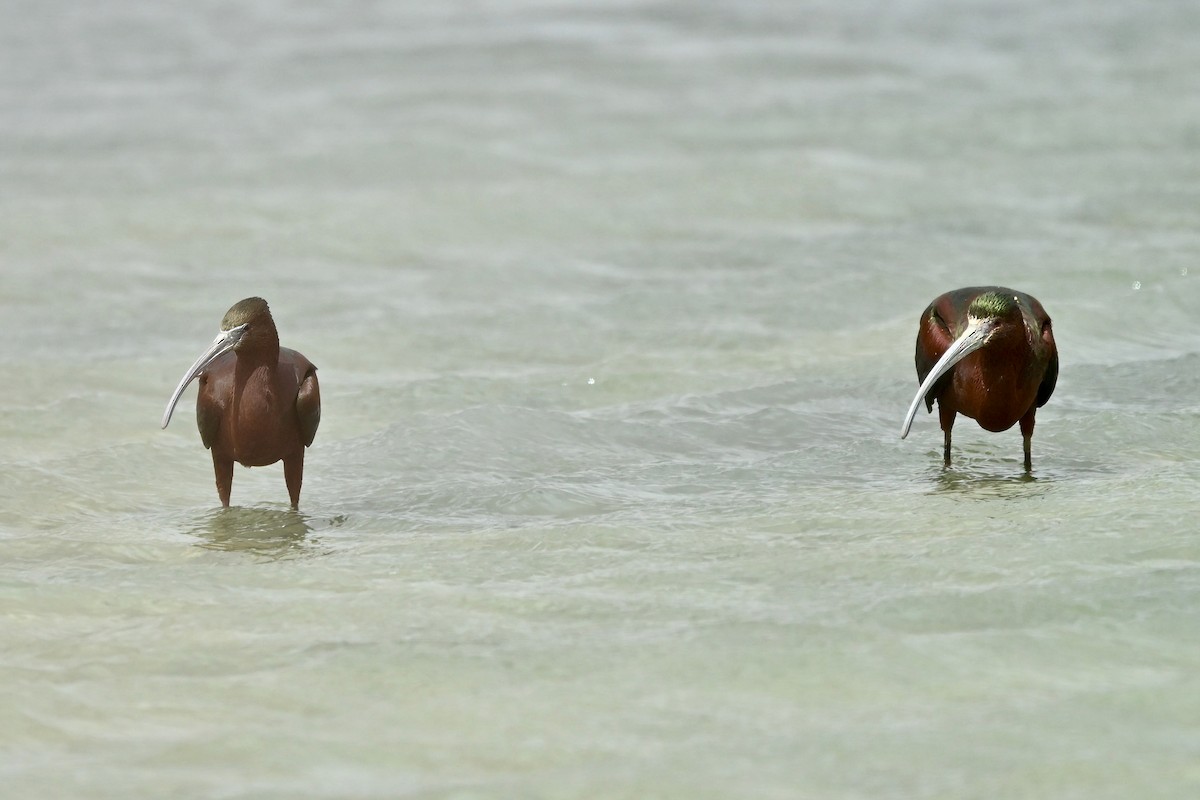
[[162, 298, 320, 508], [900, 287, 1057, 471]]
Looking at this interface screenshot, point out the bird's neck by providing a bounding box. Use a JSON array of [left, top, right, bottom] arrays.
[[235, 329, 281, 370], [975, 322, 1039, 381]]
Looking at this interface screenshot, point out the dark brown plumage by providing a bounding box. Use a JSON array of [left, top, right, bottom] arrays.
[[901, 286, 1057, 470], [162, 298, 320, 508]]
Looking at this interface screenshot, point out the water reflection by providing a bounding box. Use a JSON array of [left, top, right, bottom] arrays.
[[928, 465, 1048, 499], [189, 507, 320, 559]]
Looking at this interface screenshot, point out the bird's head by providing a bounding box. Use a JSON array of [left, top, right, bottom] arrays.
[[161, 297, 278, 429], [962, 290, 1023, 341], [218, 297, 276, 353]]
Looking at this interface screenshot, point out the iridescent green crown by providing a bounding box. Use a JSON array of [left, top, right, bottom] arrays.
[[968, 291, 1017, 317]]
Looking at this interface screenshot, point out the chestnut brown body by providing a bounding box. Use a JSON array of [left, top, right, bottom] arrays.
[[163, 298, 320, 508], [902, 287, 1057, 470]]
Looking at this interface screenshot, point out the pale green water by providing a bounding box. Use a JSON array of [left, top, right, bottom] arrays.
[[2, 1, 1200, 798]]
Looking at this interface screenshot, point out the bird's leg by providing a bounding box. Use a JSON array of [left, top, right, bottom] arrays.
[[283, 450, 305, 510], [937, 403, 957, 468], [1019, 409, 1037, 472], [212, 455, 234, 508]]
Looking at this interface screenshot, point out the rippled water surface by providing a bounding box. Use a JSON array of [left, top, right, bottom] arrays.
[[3, 1, 1200, 797]]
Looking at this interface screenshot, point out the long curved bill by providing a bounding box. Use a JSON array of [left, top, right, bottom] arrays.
[[900, 316, 996, 439], [161, 325, 247, 429]]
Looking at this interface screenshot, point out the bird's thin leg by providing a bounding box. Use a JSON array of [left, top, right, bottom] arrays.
[[938, 403, 957, 468], [283, 451, 305, 510], [1019, 409, 1037, 472], [212, 455, 234, 508]]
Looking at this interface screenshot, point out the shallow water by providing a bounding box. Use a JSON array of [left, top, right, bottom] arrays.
[[3, 1, 1200, 797]]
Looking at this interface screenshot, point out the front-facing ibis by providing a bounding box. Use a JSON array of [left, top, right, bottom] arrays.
[[161, 297, 321, 508], [900, 287, 1057, 471]]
